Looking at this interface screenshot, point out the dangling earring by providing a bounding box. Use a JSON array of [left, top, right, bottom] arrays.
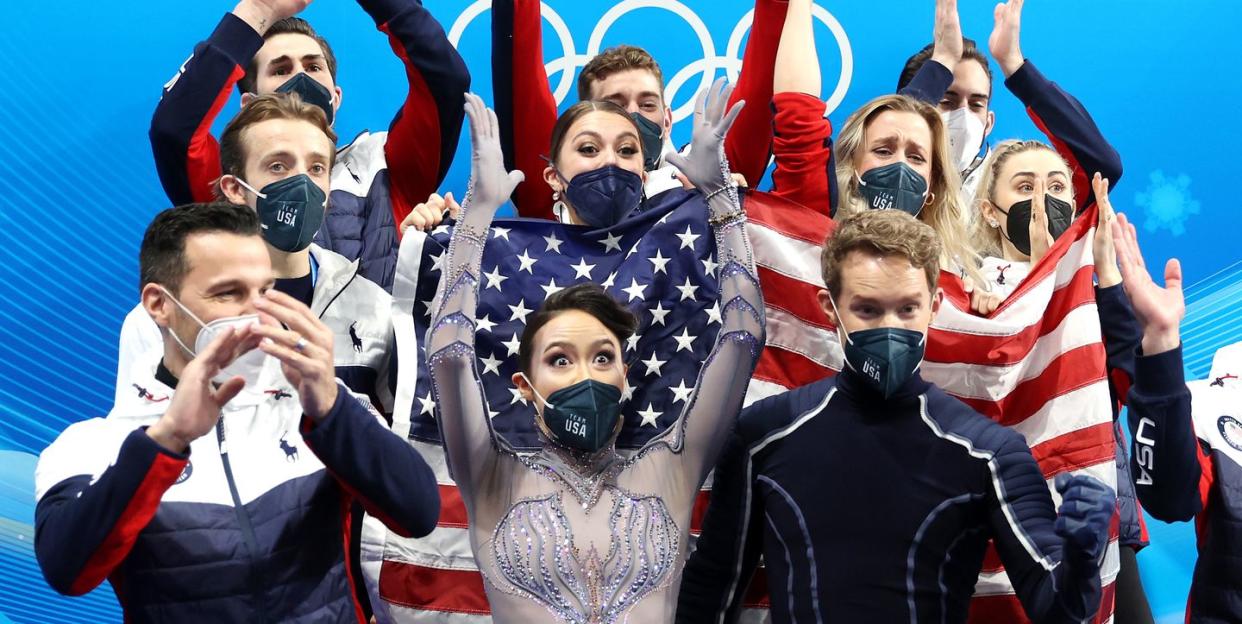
[[552, 190, 569, 223]]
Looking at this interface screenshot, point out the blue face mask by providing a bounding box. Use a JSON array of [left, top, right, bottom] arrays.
[[629, 112, 665, 171], [857, 162, 929, 216], [275, 72, 335, 126], [525, 376, 624, 453], [236, 174, 328, 253], [831, 296, 927, 398], [561, 165, 644, 228]]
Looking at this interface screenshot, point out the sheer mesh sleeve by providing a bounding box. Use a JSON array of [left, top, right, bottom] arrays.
[[425, 196, 502, 503], [640, 186, 765, 483]]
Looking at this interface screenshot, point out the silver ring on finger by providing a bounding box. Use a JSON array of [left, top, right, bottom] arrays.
[[293, 334, 308, 353]]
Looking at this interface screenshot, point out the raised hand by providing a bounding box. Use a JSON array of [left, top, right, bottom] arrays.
[[1091, 173, 1121, 288], [253, 289, 340, 421], [1053, 473, 1115, 563], [1027, 178, 1054, 264], [988, 0, 1026, 77], [146, 326, 258, 453], [1112, 212, 1184, 355], [401, 192, 460, 233], [931, 0, 964, 71], [665, 77, 745, 197], [233, 0, 312, 34], [461, 93, 524, 215]]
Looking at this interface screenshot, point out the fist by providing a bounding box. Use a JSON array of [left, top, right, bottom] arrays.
[[1053, 473, 1115, 562]]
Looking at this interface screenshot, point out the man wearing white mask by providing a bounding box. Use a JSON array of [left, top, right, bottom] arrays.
[[34, 202, 440, 622], [896, 0, 1122, 217]]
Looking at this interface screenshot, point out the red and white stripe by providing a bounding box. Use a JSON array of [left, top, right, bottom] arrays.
[[372, 196, 1116, 622]]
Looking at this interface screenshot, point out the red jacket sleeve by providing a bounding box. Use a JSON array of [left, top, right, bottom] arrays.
[[722, 0, 788, 188], [769, 92, 834, 217], [358, 0, 471, 228], [492, 0, 558, 219]]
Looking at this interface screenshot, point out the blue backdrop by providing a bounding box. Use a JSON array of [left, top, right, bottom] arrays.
[[0, 1, 1237, 621]]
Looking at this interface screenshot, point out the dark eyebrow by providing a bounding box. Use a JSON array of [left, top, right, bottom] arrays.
[[542, 338, 614, 354]]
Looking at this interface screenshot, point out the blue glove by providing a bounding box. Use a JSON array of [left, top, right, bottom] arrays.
[[1053, 473, 1115, 564]]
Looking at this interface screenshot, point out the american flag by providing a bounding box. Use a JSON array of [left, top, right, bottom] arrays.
[[377, 188, 730, 620]]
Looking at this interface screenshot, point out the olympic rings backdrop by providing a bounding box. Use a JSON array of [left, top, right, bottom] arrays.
[[0, 1, 1238, 621]]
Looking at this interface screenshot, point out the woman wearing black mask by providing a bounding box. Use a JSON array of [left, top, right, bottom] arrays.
[[426, 83, 763, 621], [540, 100, 650, 227]]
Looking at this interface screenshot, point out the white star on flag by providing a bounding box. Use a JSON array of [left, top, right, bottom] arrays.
[[475, 314, 497, 333], [706, 302, 722, 325], [509, 387, 528, 405], [429, 251, 445, 273], [484, 266, 508, 291], [637, 403, 663, 427], [675, 277, 699, 302], [599, 231, 623, 252], [676, 225, 700, 250], [543, 233, 564, 253], [480, 352, 503, 375], [621, 384, 635, 402], [516, 249, 538, 273], [492, 226, 511, 241], [602, 272, 617, 289], [541, 279, 565, 298], [421, 297, 435, 318], [508, 299, 533, 323], [502, 332, 522, 356], [622, 278, 648, 302], [642, 352, 667, 376], [419, 393, 436, 416], [649, 250, 670, 275], [673, 328, 697, 352], [650, 302, 671, 326], [571, 258, 596, 279], [626, 331, 642, 352], [669, 379, 693, 404], [702, 256, 718, 276]]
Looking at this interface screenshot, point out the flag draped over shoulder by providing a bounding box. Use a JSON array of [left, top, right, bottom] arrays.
[[378, 189, 729, 619], [710, 194, 1120, 623], [925, 206, 1120, 624]]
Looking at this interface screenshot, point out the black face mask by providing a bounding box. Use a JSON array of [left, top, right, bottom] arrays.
[[857, 162, 929, 216], [276, 73, 335, 126], [629, 112, 665, 171], [996, 194, 1074, 256]]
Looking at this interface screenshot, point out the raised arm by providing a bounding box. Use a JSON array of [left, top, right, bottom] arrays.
[[722, 0, 789, 188], [149, 1, 306, 204], [989, 0, 1122, 210], [663, 80, 765, 480], [1110, 212, 1201, 521], [769, 0, 836, 216], [358, 0, 471, 227], [492, 0, 559, 219], [425, 94, 525, 500], [897, 0, 959, 103]]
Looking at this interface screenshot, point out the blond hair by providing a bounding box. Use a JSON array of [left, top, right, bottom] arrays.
[[969, 140, 1071, 257], [833, 94, 980, 284], [821, 209, 943, 299]]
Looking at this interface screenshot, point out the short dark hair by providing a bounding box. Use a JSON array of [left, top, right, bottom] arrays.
[[896, 38, 993, 95], [519, 283, 639, 374], [577, 45, 664, 101], [237, 17, 338, 95], [139, 202, 261, 295]]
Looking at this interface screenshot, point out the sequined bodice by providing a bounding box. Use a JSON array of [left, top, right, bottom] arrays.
[[481, 486, 680, 623]]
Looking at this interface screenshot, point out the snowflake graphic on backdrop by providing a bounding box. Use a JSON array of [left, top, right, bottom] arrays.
[[1134, 170, 1200, 236]]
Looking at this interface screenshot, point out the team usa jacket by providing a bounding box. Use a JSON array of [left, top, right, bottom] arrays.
[[677, 368, 1104, 624], [34, 352, 440, 623], [149, 0, 469, 290], [1127, 343, 1242, 622]]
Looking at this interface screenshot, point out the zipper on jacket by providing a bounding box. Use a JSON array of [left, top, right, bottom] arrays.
[[217, 417, 271, 623]]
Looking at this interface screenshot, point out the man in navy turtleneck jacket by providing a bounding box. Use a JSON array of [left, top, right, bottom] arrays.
[[676, 210, 1115, 624]]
